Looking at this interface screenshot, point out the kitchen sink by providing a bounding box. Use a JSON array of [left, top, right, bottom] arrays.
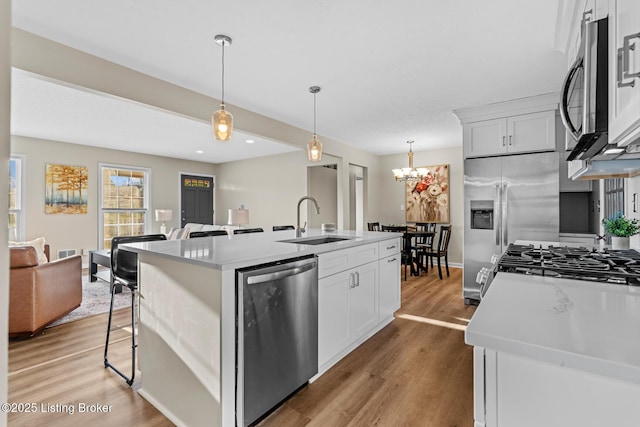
[[278, 236, 353, 245]]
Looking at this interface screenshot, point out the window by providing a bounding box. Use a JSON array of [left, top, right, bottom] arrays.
[[9, 155, 25, 241], [603, 178, 625, 220], [99, 164, 151, 249]]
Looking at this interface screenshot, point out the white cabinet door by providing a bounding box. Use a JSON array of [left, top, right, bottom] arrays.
[[463, 118, 507, 158], [463, 111, 556, 158], [507, 111, 556, 154], [318, 269, 351, 367], [378, 254, 400, 321], [610, 0, 640, 147], [350, 262, 378, 340]]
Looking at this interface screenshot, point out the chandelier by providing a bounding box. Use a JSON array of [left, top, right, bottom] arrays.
[[392, 140, 428, 182]]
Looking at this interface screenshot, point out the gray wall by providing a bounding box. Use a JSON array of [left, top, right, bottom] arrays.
[[12, 136, 216, 260]]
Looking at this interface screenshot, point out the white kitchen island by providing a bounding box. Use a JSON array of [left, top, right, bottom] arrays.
[[465, 272, 640, 427], [124, 229, 402, 427]]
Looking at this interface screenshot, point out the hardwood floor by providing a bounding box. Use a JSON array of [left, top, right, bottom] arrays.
[[8, 266, 475, 427], [259, 266, 476, 427]]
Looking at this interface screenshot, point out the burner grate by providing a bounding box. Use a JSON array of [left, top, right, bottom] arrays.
[[497, 244, 640, 286]]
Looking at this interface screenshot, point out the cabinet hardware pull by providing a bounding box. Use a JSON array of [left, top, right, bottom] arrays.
[[349, 272, 355, 288], [618, 47, 636, 88], [508, 135, 512, 146], [386, 245, 396, 250], [355, 271, 360, 287], [502, 136, 506, 147], [388, 257, 397, 263], [622, 32, 640, 80]]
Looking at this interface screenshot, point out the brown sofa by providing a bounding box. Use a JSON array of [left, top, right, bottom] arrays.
[[9, 245, 82, 337]]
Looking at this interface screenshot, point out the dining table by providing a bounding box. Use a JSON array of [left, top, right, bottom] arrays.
[[382, 225, 435, 277]]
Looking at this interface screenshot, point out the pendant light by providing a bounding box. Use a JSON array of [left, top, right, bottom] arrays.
[[212, 34, 233, 141], [392, 141, 429, 182], [307, 86, 323, 161]]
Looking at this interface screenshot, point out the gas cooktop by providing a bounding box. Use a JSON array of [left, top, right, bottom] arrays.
[[498, 244, 640, 286]]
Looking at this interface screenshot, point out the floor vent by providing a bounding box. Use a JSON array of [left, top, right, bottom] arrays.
[[58, 249, 77, 259]]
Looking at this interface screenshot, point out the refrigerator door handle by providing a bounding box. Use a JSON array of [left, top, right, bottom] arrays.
[[495, 184, 501, 246], [503, 183, 508, 247]]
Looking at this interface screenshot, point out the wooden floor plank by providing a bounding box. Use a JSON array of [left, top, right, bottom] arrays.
[[9, 266, 474, 426]]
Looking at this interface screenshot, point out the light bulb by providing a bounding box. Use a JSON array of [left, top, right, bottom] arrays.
[[212, 106, 233, 141]]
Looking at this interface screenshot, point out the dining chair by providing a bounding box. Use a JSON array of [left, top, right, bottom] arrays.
[[234, 228, 264, 234], [367, 222, 381, 231], [105, 233, 167, 386], [382, 225, 410, 280], [272, 225, 295, 231], [413, 222, 437, 271], [189, 230, 228, 238], [423, 225, 452, 279]]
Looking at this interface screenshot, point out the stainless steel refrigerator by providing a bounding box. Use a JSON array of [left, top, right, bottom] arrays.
[[464, 152, 559, 304]]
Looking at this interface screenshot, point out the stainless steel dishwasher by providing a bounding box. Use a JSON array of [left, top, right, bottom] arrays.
[[236, 255, 318, 427]]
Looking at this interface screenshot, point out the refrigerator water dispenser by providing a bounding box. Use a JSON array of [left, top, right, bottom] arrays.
[[470, 200, 494, 230]]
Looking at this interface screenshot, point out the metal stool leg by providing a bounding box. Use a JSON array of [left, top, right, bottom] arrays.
[[104, 282, 136, 386]]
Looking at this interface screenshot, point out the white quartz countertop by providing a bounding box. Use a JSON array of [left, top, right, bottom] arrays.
[[465, 272, 640, 385], [123, 229, 401, 271]]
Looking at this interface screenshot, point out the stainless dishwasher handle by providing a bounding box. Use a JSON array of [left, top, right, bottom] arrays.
[[247, 262, 316, 285]]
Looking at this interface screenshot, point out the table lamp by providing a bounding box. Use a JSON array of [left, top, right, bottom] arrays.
[[155, 209, 173, 234], [228, 205, 249, 228]]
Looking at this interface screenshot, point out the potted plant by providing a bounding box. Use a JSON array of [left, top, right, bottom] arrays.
[[603, 212, 640, 250]]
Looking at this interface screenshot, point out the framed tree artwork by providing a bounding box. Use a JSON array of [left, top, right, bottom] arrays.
[[405, 164, 449, 223], [45, 163, 88, 214]]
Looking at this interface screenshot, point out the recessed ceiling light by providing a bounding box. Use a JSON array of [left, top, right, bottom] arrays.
[[246, 139, 255, 144], [196, 150, 204, 154]]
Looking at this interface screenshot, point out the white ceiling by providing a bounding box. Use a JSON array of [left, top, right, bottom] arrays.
[[10, 0, 567, 161]]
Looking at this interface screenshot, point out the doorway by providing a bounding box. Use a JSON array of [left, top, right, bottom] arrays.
[[307, 164, 338, 229], [349, 164, 364, 231], [180, 173, 215, 226]]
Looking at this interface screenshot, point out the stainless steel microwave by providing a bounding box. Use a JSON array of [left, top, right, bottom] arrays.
[[560, 17, 608, 161]]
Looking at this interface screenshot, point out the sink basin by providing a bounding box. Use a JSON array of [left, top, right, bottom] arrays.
[[278, 236, 353, 245]]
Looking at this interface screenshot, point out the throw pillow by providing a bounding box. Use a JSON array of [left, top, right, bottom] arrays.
[[9, 236, 48, 264]]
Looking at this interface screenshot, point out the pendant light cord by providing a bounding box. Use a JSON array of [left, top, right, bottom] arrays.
[[221, 43, 225, 104], [313, 92, 317, 136]]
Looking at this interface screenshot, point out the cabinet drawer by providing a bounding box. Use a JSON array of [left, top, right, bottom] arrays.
[[378, 238, 401, 258], [318, 243, 378, 278]]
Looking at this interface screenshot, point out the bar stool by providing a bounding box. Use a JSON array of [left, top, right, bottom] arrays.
[[104, 234, 167, 386]]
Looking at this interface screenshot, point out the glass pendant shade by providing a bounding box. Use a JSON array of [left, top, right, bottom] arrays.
[[212, 104, 233, 141], [307, 134, 323, 162]]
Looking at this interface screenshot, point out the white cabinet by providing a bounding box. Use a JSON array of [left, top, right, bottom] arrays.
[[455, 94, 559, 159], [317, 238, 400, 374], [463, 111, 556, 158], [474, 347, 640, 427], [318, 269, 352, 365], [318, 261, 378, 367], [378, 243, 401, 322], [349, 262, 378, 340], [610, 0, 640, 148]]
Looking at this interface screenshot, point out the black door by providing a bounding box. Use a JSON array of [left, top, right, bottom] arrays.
[[181, 174, 214, 226]]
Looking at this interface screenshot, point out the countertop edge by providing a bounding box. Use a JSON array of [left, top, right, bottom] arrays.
[[123, 230, 403, 271], [465, 272, 640, 386]]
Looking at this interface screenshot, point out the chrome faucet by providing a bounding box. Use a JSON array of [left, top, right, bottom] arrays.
[[296, 196, 320, 237]]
